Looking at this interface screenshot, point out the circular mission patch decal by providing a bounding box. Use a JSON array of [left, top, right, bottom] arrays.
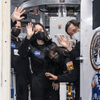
[[90, 31, 100, 71]]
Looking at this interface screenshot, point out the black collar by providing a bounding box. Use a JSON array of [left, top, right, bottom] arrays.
[[11, 35, 20, 42]]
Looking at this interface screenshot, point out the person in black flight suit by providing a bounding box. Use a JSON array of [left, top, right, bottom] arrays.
[[45, 43, 79, 100], [19, 22, 59, 100], [44, 43, 66, 100], [57, 19, 80, 100], [11, 7, 31, 100], [45, 19, 80, 100]]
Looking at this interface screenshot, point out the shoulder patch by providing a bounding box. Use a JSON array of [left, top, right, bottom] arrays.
[[66, 61, 74, 71], [11, 43, 16, 49]]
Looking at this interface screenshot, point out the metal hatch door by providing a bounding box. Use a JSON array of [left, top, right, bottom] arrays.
[[80, 0, 100, 99]]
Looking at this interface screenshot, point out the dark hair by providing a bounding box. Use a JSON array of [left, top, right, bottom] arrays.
[[45, 43, 69, 73], [65, 19, 80, 35], [30, 23, 52, 46], [45, 43, 69, 62]]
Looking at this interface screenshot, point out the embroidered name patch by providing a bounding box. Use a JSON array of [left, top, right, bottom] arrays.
[[66, 61, 74, 71], [14, 49, 19, 56]]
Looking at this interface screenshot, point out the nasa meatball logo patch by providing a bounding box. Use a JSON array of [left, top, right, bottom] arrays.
[[34, 51, 41, 56], [11, 43, 16, 49], [90, 31, 100, 71]]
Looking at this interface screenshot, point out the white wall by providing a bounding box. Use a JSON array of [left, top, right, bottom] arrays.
[[80, 0, 97, 99], [0, 0, 10, 100]]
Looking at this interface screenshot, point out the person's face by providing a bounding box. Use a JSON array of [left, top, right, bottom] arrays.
[[34, 24, 44, 34], [67, 24, 80, 37], [49, 50, 57, 59], [13, 21, 22, 30]]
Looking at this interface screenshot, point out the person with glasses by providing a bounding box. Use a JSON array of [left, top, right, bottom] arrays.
[[11, 7, 31, 100]]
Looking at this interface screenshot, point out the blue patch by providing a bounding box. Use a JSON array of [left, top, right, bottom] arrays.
[[55, 34, 57, 38], [34, 51, 41, 56], [11, 43, 16, 49], [11, 88, 14, 98], [92, 73, 100, 99]]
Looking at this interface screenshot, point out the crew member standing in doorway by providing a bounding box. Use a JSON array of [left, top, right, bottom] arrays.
[[11, 7, 31, 100]]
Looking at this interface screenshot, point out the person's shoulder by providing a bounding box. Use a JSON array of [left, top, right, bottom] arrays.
[[76, 41, 80, 46], [52, 41, 57, 45], [47, 41, 57, 48], [77, 41, 80, 44]]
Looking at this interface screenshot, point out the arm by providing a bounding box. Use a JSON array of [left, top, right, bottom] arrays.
[[58, 57, 79, 83], [45, 70, 78, 83], [19, 22, 34, 57], [11, 19, 17, 28], [27, 58, 31, 85], [19, 38, 31, 58], [57, 35, 80, 61], [45, 59, 79, 83], [69, 42, 80, 61], [58, 69, 78, 83]]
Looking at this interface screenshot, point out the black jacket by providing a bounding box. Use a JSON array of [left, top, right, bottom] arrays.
[[11, 36, 30, 78], [58, 57, 79, 87], [11, 20, 31, 81], [19, 37, 52, 74], [57, 42, 80, 88], [70, 41, 80, 65], [11, 19, 16, 28]]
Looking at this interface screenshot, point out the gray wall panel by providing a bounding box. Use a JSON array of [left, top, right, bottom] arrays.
[[50, 17, 75, 46]]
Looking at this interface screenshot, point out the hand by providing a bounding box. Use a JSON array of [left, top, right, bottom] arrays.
[[52, 82, 59, 91], [28, 84, 30, 91], [26, 22, 34, 40], [45, 72, 58, 80], [12, 7, 26, 22], [57, 34, 72, 51]]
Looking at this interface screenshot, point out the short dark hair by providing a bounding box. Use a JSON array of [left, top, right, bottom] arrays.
[[65, 19, 80, 35]]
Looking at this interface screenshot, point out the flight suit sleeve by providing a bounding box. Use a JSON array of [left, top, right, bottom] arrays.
[[11, 19, 17, 28], [19, 37, 31, 58], [27, 65, 31, 84], [58, 58, 78, 83], [69, 42, 80, 62]]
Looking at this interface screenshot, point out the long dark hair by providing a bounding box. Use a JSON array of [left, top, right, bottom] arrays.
[[30, 23, 52, 46], [65, 19, 80, 35], [45, 43, 69, 68]]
